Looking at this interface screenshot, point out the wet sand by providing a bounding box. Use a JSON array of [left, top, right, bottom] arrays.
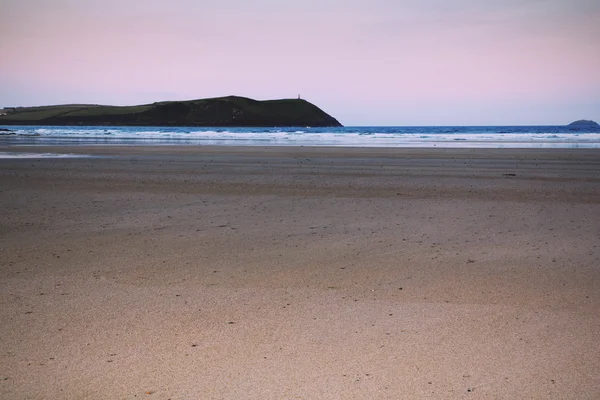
[[1, 146, 600, 399]]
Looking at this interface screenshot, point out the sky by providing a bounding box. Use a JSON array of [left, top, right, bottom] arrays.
[[1, 0, 599, 125]]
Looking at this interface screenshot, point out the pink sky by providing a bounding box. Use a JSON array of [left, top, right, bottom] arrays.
[[1, 0, 599, 125]]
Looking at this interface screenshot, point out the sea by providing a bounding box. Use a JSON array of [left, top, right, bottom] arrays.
[[1, 125, 600, 149]]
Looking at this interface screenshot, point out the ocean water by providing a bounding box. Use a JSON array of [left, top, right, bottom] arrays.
[[1, 125, 600, 148]]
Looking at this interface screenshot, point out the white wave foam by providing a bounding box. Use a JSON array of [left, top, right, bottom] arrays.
[[0, 152, 91, 159], [3, 126, 599, 148]]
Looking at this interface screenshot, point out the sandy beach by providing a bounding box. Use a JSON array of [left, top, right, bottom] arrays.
[[1, 145, 599, 399]]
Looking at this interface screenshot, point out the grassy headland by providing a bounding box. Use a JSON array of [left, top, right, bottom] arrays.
[[0, 96, 342, 127]]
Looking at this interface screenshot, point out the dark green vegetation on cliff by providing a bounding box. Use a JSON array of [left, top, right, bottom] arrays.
[[0, 96, 342, 127]]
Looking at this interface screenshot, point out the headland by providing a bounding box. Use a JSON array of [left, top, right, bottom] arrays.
[[0, 96, 342, 127]]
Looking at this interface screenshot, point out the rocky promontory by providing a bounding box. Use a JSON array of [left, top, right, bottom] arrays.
[[0, 96, 342, 127]]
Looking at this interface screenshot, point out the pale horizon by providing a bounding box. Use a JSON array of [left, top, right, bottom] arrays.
[[1, 0, 599, 126]]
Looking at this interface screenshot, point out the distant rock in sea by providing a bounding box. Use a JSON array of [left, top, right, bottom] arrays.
[[0, 128, 15, 135], [567, 120, 600, 129]]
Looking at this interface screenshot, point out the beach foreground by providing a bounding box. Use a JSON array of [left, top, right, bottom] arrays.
[[1, 146, 599, 399]]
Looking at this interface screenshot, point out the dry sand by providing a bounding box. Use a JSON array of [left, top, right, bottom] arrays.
[[1, 146, 599, 399]]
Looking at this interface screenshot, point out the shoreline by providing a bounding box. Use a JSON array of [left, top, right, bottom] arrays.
[[2, 124, 600, 150], [3, 143, 600, 155]]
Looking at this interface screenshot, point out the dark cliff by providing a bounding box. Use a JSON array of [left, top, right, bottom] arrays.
[[0, 96, 342, 127]]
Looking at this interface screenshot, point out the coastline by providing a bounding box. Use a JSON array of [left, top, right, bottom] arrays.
[[2, 124, 600, 149], [1, 146, 599, 398]]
